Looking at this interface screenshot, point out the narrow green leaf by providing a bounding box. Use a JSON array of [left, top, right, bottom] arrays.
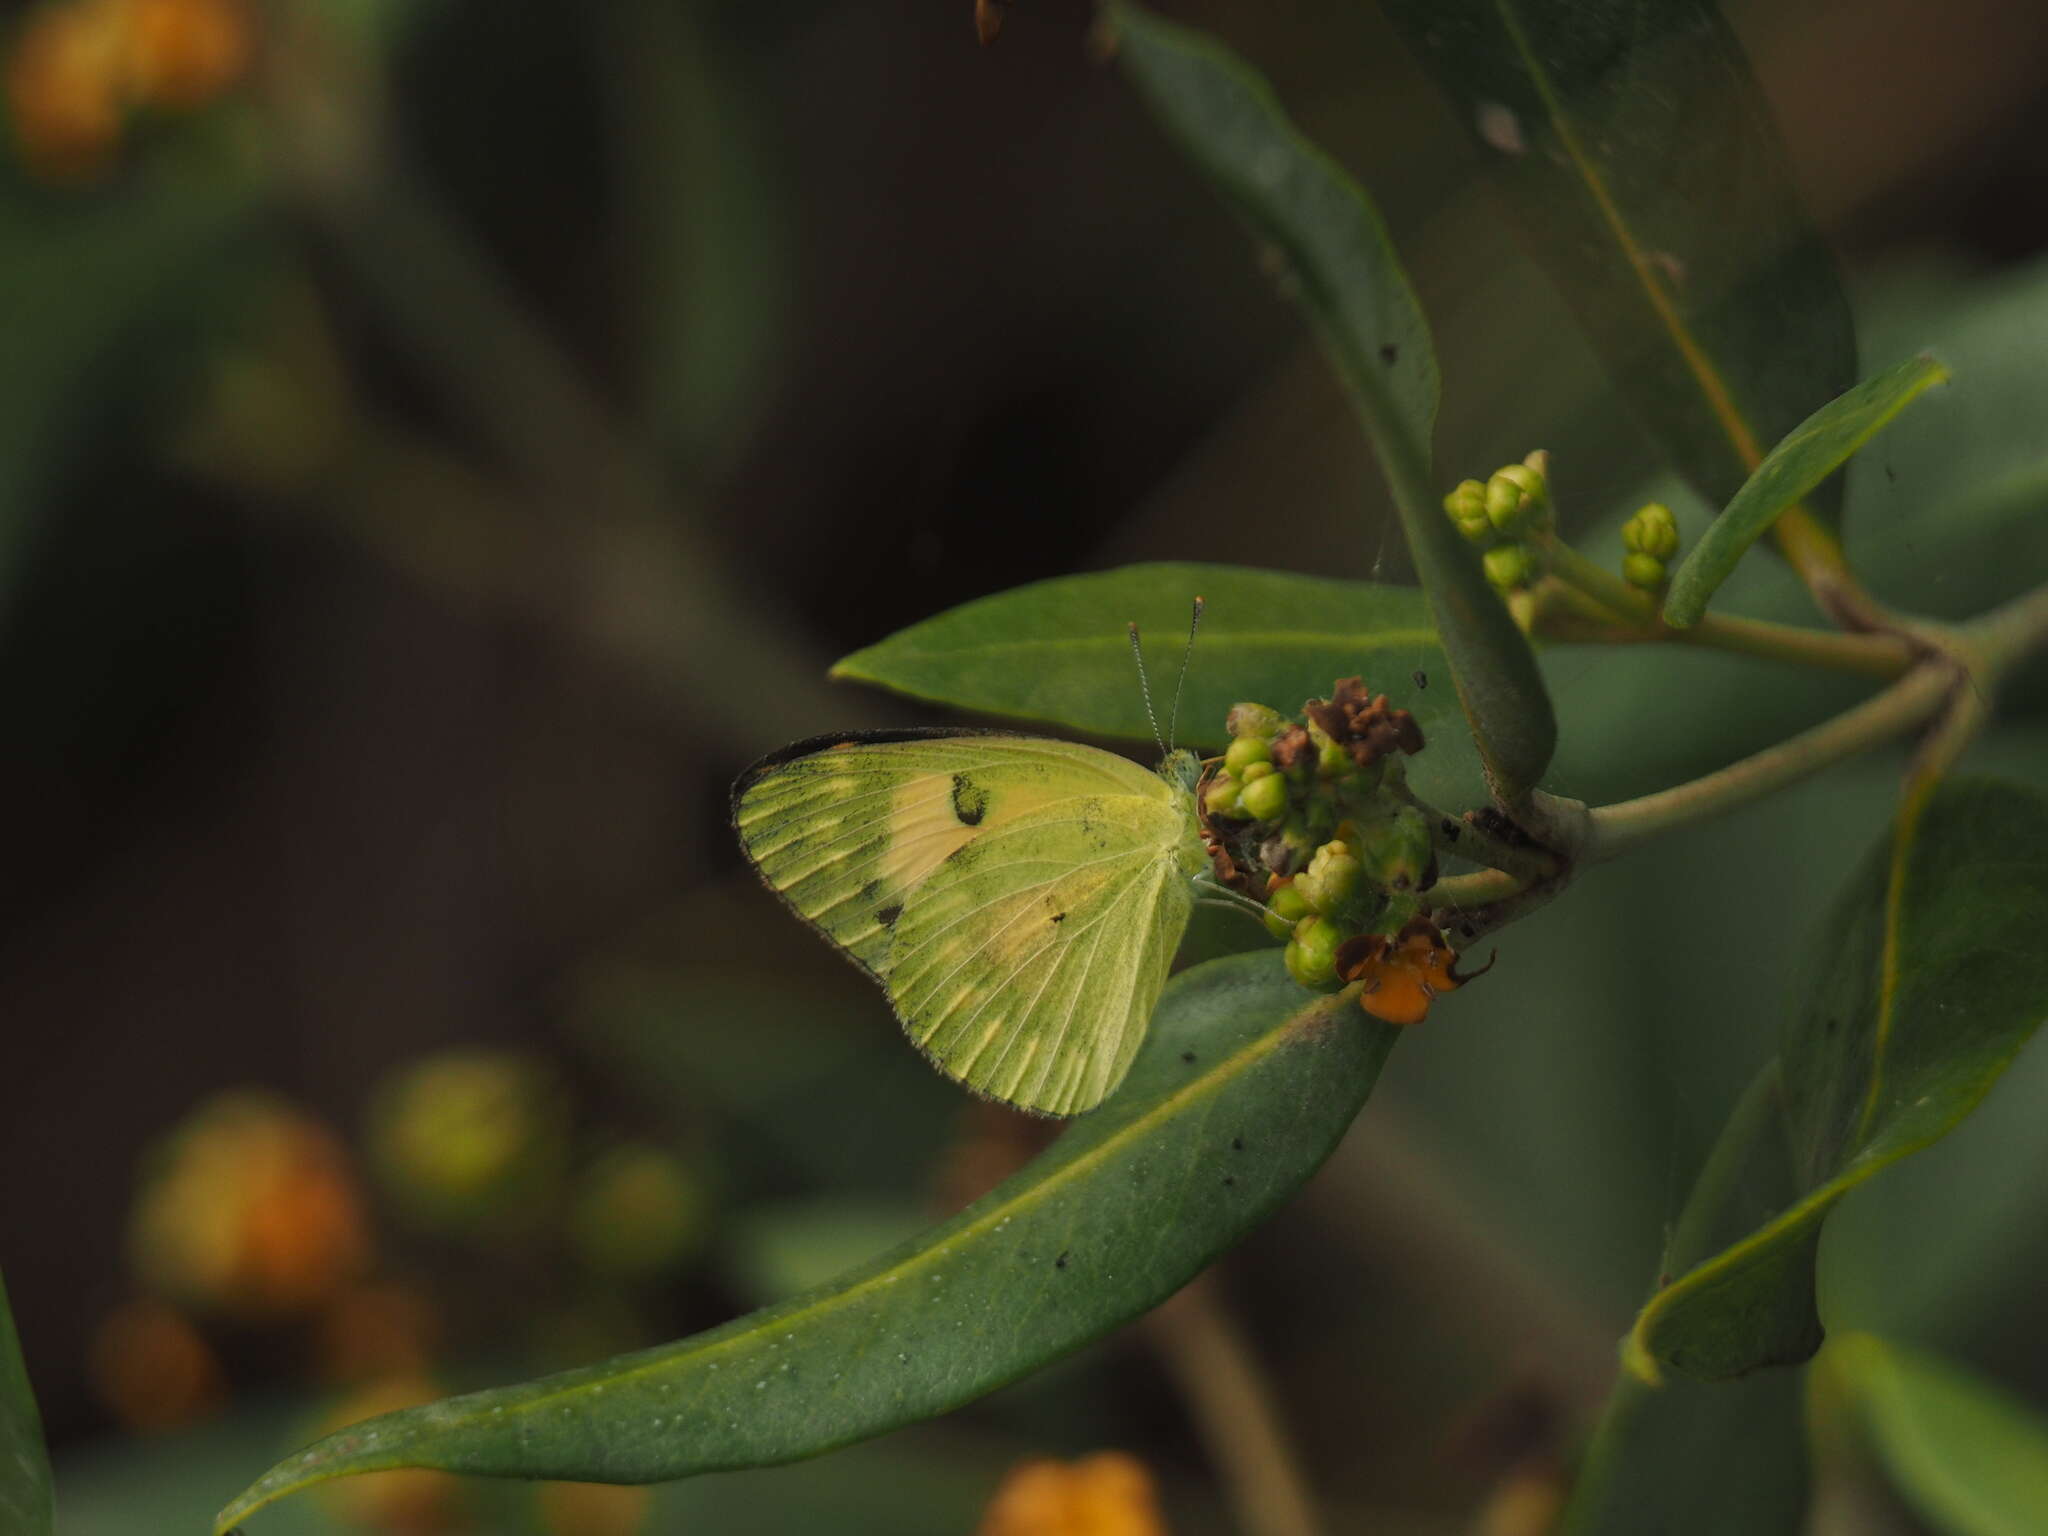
[[831, 562, 1476, 797], [1, 1267, 54, 1536], [1827, 1333, 2048, 1536], [1664, 357, 1950, 627], [1561, 1063, 1809, 1534], [217, 955, 1396, 1531], [1108, 3, 1554, 798], [1625, 778, 2048, 1383], [1379, 0, 1858, 549]]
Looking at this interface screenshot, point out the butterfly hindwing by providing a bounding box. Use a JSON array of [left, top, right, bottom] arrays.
[[887, 794, 1191, 1115], [732, 730, 1203, 1115]]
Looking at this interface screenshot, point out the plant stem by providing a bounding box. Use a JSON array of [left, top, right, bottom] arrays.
[[1396, 786, 1561, 883], [1683, 611, 1913, 678], [1586, 663, 1955, 860], [1963, 579, 2048, 672], [1144, 1279, 1325, 1536], [1536, 532, 1912, 677]]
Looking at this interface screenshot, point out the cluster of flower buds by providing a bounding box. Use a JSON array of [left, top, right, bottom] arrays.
[[1443, 450, 1551, 592], [1620, 502, 1681, 591], [1203, 679, 1484, 1026]]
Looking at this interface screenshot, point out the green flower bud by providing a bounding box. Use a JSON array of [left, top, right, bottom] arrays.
[[1239, 760, 1274, 782], [1316, 739, 1351, 779], [1296, 840, 1362, 916], [1355, 804, 1434, 891], [569, 1144, 708, 1281], [1239, 767, 1290, 822], [1223, 734, 1271, 776], [1622, 501, 1679, 559], [1483, 542, 1536, 592], [1484, 460, 1548, 537], [1262, 879, 1310, 940], [1623, 552, 1668, 590], [1284, 915, 1345, 991], [1268, 881, 1311, 923], [1226, 702, 1287, 740], [1442, 479, 1493, 544], [1204, 774, 1244, 818]]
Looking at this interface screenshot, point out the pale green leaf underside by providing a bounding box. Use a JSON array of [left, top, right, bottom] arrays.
[[1626, 779, 2048, 1382], [1830, 1332, 2048, 1536], [734, 733, 1204, 1115]]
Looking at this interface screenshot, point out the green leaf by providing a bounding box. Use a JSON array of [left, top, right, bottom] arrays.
[[1379, 0, 1858, 550], [1826, 1333, 2048, 1536], [217, 954, 1397, 1530], [831, 562, 1477, 797], [1, 1267, 54, 1536], [1107, 3, 1554, 798], [1625, 778, 2048, 1383], [1560, 1063, 1809, 1534], [1664, 356, 1950, 627]]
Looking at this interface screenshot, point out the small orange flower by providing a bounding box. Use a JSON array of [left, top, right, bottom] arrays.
[[1336, 914, 1493, 1026], [88, 1296, 227, 1434], [127, 1090, 372, 1320], [976, 1451, 1168, 1536], [4, 0, 249, 181], [122, 0, 247, 110], [4, 1, 127, 180]]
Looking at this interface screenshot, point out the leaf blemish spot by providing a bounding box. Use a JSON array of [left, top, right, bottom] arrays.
[[1181, 1050, 1197, 1064], [1379, 341, 1399, 365], [1231, 1137, 1245, 1151], [1055, 1251, 1070, 1269]]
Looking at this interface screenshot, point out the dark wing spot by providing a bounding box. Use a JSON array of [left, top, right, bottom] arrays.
[[950, 773, 989, 826], [877, 902, 904, 928]]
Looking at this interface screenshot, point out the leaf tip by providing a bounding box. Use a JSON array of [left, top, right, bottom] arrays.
[[1620, 1326, 1665, 1388]]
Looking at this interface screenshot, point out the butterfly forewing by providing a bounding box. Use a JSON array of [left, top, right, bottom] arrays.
[[732, 731, 1202, 1115]]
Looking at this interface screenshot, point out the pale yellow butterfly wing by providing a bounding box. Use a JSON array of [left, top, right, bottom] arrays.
[[732, 731, 1204, 1115]]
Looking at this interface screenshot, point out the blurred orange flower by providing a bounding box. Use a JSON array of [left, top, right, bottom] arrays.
[[128, 1089, 372, 1320], [976, 1451, 1169, 1536], [536, 1481, 652, 1536], [4, 0, 248, 180], [88, 1296, 226, 1434]]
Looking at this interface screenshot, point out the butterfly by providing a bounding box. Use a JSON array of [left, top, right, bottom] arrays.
[[732, 614, 1217, 1117]]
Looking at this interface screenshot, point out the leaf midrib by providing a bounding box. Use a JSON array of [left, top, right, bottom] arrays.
[[837, 629, 1440, 668], [1491, 0, 1766, 472], [222, 976, 1356, 1525]]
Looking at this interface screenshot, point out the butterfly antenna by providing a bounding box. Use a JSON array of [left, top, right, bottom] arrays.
[[1128, 621, 1167, 758], [1165, 595, 1205, 752]]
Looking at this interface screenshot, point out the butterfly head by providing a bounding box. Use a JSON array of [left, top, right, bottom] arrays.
[[1158, 746, 1203, 797]]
